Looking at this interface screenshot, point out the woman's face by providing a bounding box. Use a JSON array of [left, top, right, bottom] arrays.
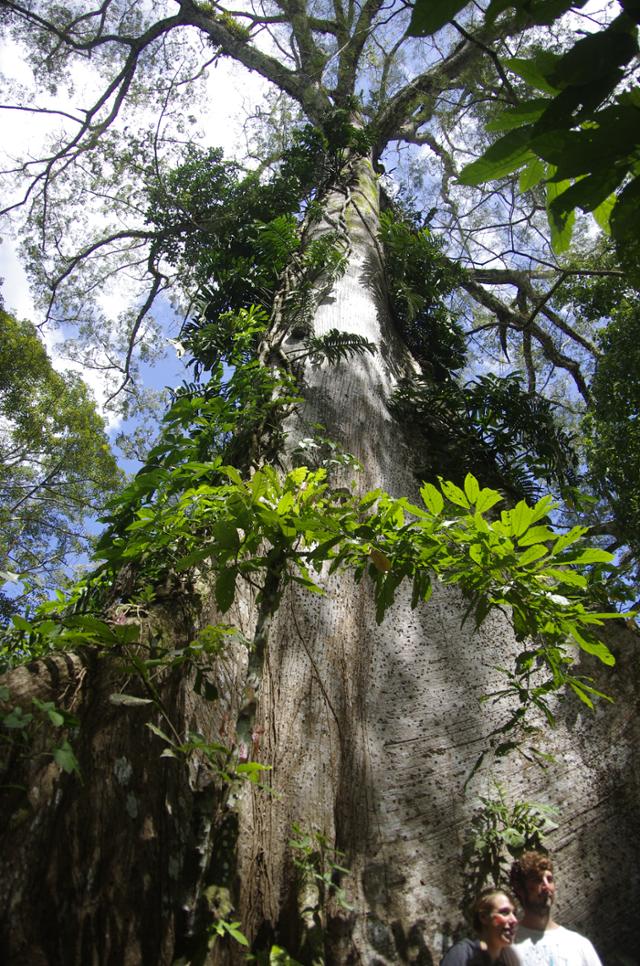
[[481, 893, 518, 948]]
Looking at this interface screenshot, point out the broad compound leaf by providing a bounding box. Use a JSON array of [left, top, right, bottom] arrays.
[[421, 482, 444, 515], [486, 99, 549, 132]]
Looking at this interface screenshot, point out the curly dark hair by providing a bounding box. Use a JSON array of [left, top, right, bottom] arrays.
[[509, 851, 553, 902]]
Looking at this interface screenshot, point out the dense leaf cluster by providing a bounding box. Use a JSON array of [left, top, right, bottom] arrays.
[[0, 310, 121, 619], [392, 371, 578, 502], [380, 210, 465, 379], [587, 294, 640, 555], [2, 456, 623, 730], [146, 127, 332, 317], [462, 783, 558, 907]]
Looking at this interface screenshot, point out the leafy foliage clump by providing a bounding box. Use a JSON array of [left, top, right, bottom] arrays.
[[587, 296, 640, 554], [380, 210, 465, 380], [146, 126, 333, 315], [0, 309, 122, 619], [462, 783, 558, 909], [392, 371, 577, 503]]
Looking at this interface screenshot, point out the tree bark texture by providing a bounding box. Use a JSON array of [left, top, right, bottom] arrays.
[[1, 155, 639, 965]]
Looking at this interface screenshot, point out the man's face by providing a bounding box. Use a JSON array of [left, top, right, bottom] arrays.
[[523, 868, 556, 914]]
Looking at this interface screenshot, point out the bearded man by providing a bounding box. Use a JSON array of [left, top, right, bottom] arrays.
[[508, 852, 602, 966]]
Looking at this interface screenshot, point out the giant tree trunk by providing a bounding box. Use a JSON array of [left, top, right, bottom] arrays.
[[1, 153, 639, 965]]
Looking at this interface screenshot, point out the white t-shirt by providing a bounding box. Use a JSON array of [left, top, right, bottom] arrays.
[[512, 925, 602, 966]]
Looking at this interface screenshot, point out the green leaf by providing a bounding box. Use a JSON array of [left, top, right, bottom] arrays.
[[518, 525, 555, 546], [223, 922, 249, 946], [53, 739, 80, 774], [408, 0, 470, 36], [475, 488, 502, 513], [508, 500, 535, 537], [213, 520, 241, 550], [421, 482, 444, 515], [463, 473, 480, 504], [542, 568, 586, 588], [146, 722, 174, 744], [503, 55, 562, 94], [459, 127, 535, 186], [549, 167, 628, 222], [610, 176, 640, 244], [547, 25, 638, 90], [175, 546, 214, 571], [519, 156, 547, 192], [440, 478, 470, 508], [551, 526, 587, 555], [558, 548, 614, 565], [488, 0, 574, 26], [569, 627, 615, 666], [469, 543, 485, 565], [593, 193, 615, 233], [47, 708, 65, 727], [11, 615, 33, 633], [3, 706, 33, 729], [546, 175, 575, 253], [63, 614, 119, 641], [518, 544, 548, 566], [569, 681, 594, 709], [220, 464, 243, 485], [236, 761, 272, 783], [276, 492, 295, 515], [502, 827, 526, 848], [215, 567, 237, 613], [486, 99, 549, 132]]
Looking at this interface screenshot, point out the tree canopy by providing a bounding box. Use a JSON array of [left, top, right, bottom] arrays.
[[0, 308, 122, 619]]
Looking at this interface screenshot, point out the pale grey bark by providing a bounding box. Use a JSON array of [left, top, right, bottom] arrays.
[[229, 156, 640, 964]]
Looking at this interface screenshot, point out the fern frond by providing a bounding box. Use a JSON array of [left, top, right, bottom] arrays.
[[255, 215, 300, 271], [297, 329, 377, 365]]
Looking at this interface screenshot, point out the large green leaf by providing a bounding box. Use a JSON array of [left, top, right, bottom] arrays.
[[548, 167, 628, 221], [503, 55, 561, 94], [610, 176, 640, 243], [532, 108, 639, 180], [547, 22, 638, 90], [486, 99, 549, 132], [546, 176, 575, 253], [458, 127, 535, 185], [408, 0, 470, 35], [215, 567, 237, 613]]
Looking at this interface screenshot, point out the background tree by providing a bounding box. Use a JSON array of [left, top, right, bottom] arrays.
[[0, 308, 122, 622], [0, 1, 639, 964]]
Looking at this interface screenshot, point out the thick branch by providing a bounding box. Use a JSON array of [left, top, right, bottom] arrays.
[[179, 0, 331, 122], [374, 14, 519, 151], [461, 275, 591, 402], [334, 0, 385, 105]]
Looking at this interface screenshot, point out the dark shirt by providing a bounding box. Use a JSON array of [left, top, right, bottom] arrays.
[[441, 938, 511, 966]]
